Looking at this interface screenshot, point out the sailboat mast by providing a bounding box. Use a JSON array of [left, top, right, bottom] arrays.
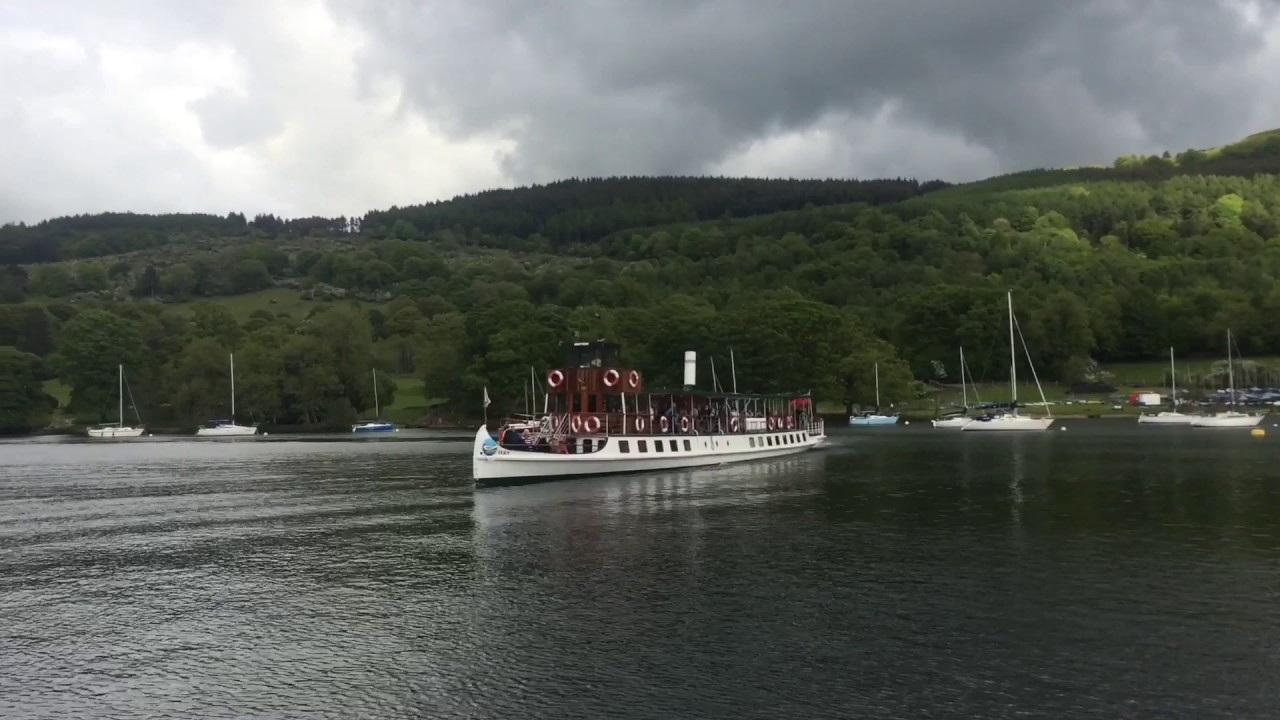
[[230, 353, 236, 418], [730, 348, 738, 394], [118, 364, 124, 426], [1227, 329, 1235, 409], [959, 347, 967, 408], [874, 363, 881, 408], [1169, 346, 1176, 408], [1008, 290, 1017, 405], [373, 369, 380, 417]]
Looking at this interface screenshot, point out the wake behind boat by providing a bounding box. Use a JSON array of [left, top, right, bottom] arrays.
[[472, 341, 826, 485]]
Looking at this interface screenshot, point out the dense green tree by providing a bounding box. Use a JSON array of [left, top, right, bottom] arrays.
[[54, 309, 143, 420], [0, 348, 53, 432]]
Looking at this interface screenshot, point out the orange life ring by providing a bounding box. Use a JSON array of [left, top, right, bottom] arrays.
[[767, 417, 776, 431], [786, 416, 795, 430], [635, 416, 647, 432], [627, 370, 640, 388], [603, 369, 620, 387], [584, 415, 601, 433], [547, 369, 565, 388], [660, 416, 670, 433], [680, 416, 690, 433], [570, 415, 582, 433]]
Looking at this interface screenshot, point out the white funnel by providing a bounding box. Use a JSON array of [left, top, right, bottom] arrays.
[[683, 351, 696, 387]]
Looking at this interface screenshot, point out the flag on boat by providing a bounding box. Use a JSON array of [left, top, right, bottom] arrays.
[[483, 386, 491, 408]]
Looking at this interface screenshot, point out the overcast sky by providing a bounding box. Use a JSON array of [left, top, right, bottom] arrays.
[[2, 0, 1278, 224]]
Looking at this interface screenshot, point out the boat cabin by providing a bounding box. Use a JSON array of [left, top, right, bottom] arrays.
[[497, 340, 815, 451]]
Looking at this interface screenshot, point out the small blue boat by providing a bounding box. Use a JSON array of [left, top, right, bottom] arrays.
[[352, 369, 397, 433]]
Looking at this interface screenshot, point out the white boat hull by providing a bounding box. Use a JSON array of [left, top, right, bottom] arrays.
[[961, 415, 1055, 432], [849, 414, 898, 426], [473, 425, 826, 484], [1138, 412, 1194, 425], [1190, 413, 1265, 428], [931, 417, 972, 429], [195, 424, 258, 437], [87, 426, 145, 438]]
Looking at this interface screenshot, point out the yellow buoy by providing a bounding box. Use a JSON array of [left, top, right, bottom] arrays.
[[1251, 428, 1265, 438]]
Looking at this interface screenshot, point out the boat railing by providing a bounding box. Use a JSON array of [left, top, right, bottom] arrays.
[[541, 411, 817, 437]]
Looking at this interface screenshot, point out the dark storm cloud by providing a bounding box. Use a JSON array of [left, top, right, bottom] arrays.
[[334, 0, 1280, 181]]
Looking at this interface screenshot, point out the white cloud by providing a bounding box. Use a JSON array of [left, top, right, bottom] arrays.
[[0, 0, 511, 224]]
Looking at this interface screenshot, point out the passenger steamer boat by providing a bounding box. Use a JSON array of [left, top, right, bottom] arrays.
[[472, 341, 827, 485]]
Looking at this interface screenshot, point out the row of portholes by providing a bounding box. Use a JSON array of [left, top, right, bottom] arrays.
[[750, 432, 807, 448], [617, 432, 808, 454]]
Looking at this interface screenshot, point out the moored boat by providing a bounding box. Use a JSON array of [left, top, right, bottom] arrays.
[[472, 341, 826, 485]]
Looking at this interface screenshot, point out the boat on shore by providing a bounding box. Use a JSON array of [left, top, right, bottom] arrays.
[[1191, 329, 1265, 428], [1138, 347, 1192, 425], [195, 353, 257, 437], [87, 364, 146, 439], [472, 341, 826, 486], [962, 290, 1054, 432], [352, 369, 397, 433], [849, 363, 899, 426]]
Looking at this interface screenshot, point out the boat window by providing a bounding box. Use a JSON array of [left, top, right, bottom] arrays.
[[654, 440, 663, 452], [683, 439, 691, 451], [669, 440, 678, 452], [768, 436, 774, 446], [619, 440, 630, 453], [588, 395, 598, 413], [638, 440, 648, 453]]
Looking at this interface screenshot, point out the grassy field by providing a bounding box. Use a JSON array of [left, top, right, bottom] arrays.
[[382, 375, 450, 425]]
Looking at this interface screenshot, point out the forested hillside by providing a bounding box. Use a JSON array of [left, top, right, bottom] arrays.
[[3, 134, 1280, 432]]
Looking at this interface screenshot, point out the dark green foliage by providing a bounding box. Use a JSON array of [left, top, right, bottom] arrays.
[[0, 348, 53, 432]]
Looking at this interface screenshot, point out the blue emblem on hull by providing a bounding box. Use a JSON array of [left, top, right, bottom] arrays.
[[481, 437, 498, 456]]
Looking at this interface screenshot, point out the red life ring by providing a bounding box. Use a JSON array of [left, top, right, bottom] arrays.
[[547, 369, 565, 388], [660, 416, 670, 433], [767, 417, 776, 431], [786, 416, 795, 430], [570, 415, 582, 433], [730, 417, 740, 432], [635, 416, 647, 432], [680, 416, 690, 433], [603, 369, 620, 387], [584, 415, 602, 433], [627, 370, 640, 389]]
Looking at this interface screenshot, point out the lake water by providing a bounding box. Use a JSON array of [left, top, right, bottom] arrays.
[[2, 423, 1278, 719]]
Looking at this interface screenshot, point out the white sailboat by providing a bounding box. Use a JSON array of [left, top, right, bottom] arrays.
[[963, 290, 1054, 432], [1138, 347, 1192, 425], [352, 369, 397, 433], [195, 352, 258, 437], [87, 364, 146, 438], [1191, 329, 1264, 428], [849, 363, 899, 426], [933, 346, 976, 429]]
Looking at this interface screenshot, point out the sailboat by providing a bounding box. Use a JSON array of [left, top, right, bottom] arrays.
[[849, 362, 899, 426], [963, 290, 1054, 432], [1138, 347, 1192, 425], [933, 347, 977, 429], [87, 364, 146, 438], [1190, 329, 1264, 428], [195, 352, 258, 437], [352, 369, 397, 433]]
